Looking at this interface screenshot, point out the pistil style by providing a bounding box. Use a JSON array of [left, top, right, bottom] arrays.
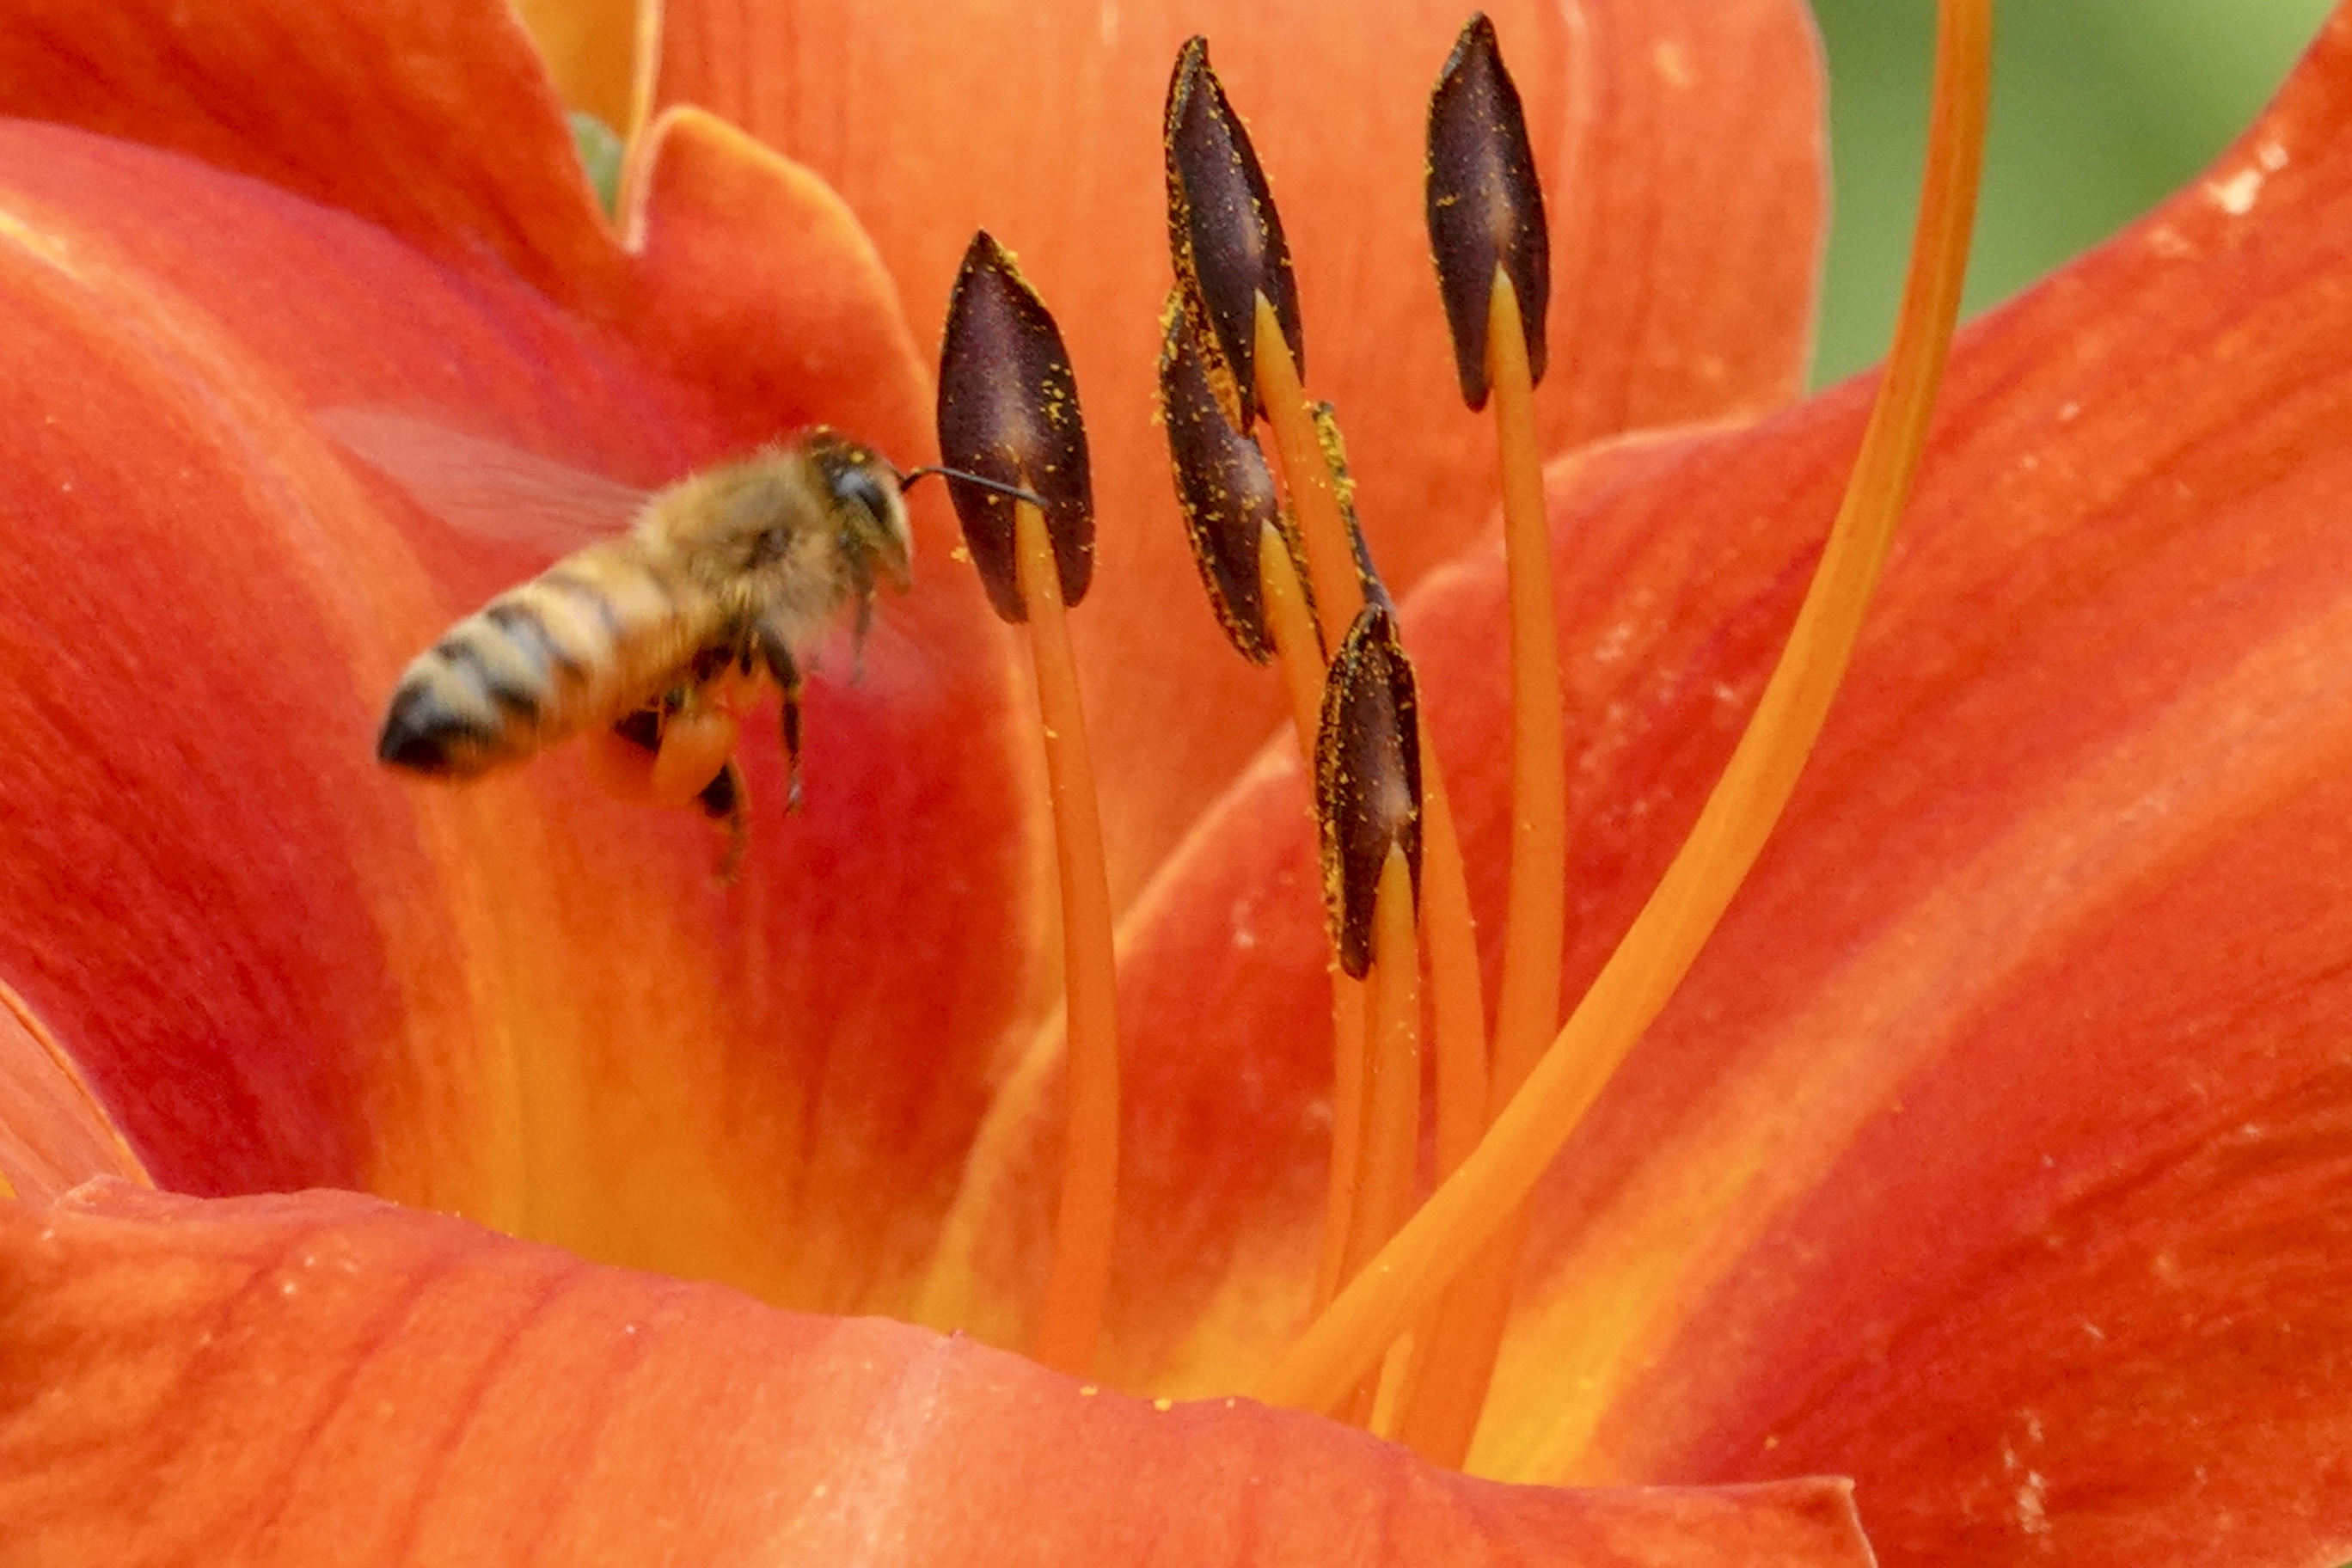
[[938, 231, 1118, 1376]]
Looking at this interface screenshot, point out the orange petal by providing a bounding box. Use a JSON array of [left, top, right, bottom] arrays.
[[653, 0, 1827, 902], [0, 987, 149, 1204], [0, 3, 1033, 1314], [0, 0, 617, 306], [1477, 20, 2352, 1565], [0, 1181, 1874, 1567]]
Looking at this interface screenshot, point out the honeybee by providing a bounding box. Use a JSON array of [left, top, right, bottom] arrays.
[[358, 418, 916, 876]]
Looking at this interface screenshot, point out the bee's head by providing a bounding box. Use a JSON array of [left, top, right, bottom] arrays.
[[802, 432, 915, 597]]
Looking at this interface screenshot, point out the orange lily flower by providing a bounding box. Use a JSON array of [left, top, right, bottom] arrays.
[[1, 0, 2346, 1564]]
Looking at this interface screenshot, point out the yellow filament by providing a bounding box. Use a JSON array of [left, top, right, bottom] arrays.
[[1252, 0, 1992, 1417], [1017, 500, 1122, 1378]]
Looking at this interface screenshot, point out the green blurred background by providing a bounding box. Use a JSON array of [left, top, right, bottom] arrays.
[[1809, 1, 2334, 386]]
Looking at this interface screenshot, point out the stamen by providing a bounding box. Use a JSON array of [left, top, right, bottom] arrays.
[[1254, 0, 1992, 1418], [1389, 714, 1497, 1456], [1155, 30, 1493, 1412], [1159, 307, 1289, 668], [1163, 36, 1303, 430], [1252, 296, 1362, 652], [1396, 15, 1564, 1461], [1311, 607, 1424, 1418], [1013, 497, 1120, 1378], [1314, 605, 1422, 981], [1422, 15, 1550, 412], [935, 232, 1096, 622], [1416, 732, 1488, 1191], [1258, 525, 1327, 765], [1345, 842, 1421, 1369], [937, 231, 1118, 1377], [1261, 529, 1369, 1314]]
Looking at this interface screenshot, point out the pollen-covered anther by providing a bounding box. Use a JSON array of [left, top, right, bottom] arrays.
[[1314, 606, 1424, 979], [936, 230, 1095, 622], [1164, 35, 1303, 428], [1426, 12, 1549, 408], [1308, 401, 1389, 612], [1159, 304, 1304, 663]]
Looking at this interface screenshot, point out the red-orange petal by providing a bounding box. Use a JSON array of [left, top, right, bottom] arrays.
[[0, 987, 149, 1204], [0, 0, 1034, 1316], [1477, 18, 2352, 1565], [936, 12, 2352, 1558], [653, 0, 1827, 903], [0, 0, 618, 307], [0, 1181, 1874, 1567]]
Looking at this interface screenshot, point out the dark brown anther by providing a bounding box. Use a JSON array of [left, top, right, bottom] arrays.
[[937, 230, 1094, 622], [1165, 36, 1303, 429], [1159, 304, 1303, 664], [1314, 605, 1423, 978], [1426, 13, 1549, 408]]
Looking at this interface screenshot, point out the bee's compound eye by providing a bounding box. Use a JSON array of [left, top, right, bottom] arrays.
[[831, 462, 897, 526]]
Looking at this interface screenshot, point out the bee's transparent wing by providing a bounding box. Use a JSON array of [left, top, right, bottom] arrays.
[[318, 406, 651, 555]]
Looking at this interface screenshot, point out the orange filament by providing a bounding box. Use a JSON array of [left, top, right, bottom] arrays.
[[1338, 839, 1422, 1437], [1483, 271, 1567, 1110], [1341, 844, 1424, 1284], [1417, 729, 1489, 1184], [1264, 522, 1375, 1313], [1015, 499, 1122, 1378], [1311, 972, 1369, 1316], [1252, 310, 1488, 1344], [1253, 294, 1362, 651], [1392, 268, 1564, 1463], [1252, 0, 1992, 1418], [1384, 720, 1498, 1454], [1259, 522, 1329, 763]]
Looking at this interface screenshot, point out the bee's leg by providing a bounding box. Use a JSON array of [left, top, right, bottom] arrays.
[[649, 683, 739, 808], [614, 706, 664, 753], [852, 586, 876, 683], [582, 705, 667, 803], [696, 755, 750, 881], [756, 622, 806, 812]]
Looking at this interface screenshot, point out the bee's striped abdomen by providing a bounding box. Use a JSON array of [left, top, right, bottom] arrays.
[[377, 540, 712, 779]]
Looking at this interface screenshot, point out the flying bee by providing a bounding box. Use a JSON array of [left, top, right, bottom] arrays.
[[339, 410, 1038, 877]]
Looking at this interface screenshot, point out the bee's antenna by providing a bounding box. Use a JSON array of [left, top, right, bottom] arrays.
[[895, 464, 1051, 510]]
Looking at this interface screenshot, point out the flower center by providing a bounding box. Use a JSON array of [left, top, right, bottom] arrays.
[[929, 2, 1991, 1474]]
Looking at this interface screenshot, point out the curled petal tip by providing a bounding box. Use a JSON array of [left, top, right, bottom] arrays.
[[1427, 12, 1549, 407], [937, 230, 1094, 622], [1165, 35, 1302, 428], [1315, 605, 1423, 978]]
